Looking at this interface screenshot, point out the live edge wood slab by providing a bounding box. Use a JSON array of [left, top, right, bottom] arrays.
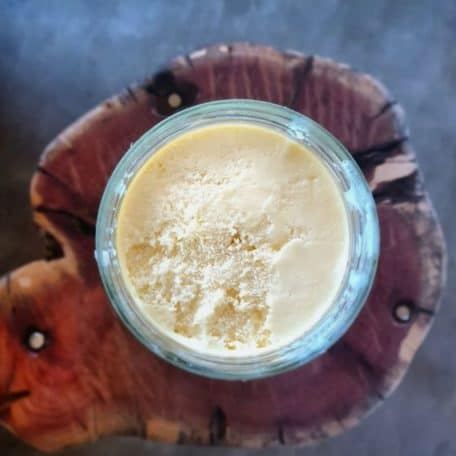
[[0, 43, 446, 452]]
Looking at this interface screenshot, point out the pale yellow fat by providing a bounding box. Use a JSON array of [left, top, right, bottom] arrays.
[[116, 123, 349, 356]]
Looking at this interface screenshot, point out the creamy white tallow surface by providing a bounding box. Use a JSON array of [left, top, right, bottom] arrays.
[[117, 123, 349, 355]]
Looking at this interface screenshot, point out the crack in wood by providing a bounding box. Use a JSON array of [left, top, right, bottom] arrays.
[[40, 230, 64, 260], [331, 341, 386, 401], [414, 306, 435, 316], [373, 390, 386, 401], [352, 137, 408, 165], [371, 100, 398, 119], [117, 86, 139, 106], [209, 406, 226, 445], [289, 56, 314, 109], [34, 206, 95, 236], [339, 341, 377, 378], [354, 137, 409, 174], [184, 54, 194, 68], [36, 166, 81, 196], [126, 86, 138, 102], [0, 390, 30, 412], [73, 410, 89, 433], [373, 170, 423, 204]]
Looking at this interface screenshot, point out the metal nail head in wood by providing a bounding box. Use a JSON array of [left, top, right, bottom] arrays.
[[27, 330, 47, 351], [394, 302, 413, 323], [168, 93, 182, 109]]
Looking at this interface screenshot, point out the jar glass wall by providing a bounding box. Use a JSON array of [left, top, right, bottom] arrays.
[[95, 100, 379, 380]]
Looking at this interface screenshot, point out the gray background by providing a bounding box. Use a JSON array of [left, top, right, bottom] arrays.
[[0, 0, 454, 455]]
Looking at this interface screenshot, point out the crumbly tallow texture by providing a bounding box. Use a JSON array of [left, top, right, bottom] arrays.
[[117, 123, 349, 355]]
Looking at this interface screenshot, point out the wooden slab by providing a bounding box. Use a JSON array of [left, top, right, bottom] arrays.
[[0, 43, 446, 452]]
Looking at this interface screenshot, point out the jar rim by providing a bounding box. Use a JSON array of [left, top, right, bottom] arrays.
[[95, 99, 379, 380]]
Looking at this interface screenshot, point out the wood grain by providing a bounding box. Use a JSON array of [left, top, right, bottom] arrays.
[[0, 43, 446, 451]]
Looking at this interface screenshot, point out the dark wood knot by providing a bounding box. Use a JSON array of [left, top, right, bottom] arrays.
[[23, 327, 49, 353], [144, 70, 198, 116], [393, 300, 414, 323]]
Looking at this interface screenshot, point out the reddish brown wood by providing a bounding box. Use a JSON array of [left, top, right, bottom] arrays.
[[0, 43, 446, 451]]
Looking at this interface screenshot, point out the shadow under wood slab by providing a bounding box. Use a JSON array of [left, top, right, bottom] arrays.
[[0, 43, 446, 452]]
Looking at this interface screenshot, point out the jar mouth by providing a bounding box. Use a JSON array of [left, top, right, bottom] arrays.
[[95, 99, 380, 380]]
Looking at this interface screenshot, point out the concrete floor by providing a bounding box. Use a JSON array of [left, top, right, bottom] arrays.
[[0, 1, 455, 455]]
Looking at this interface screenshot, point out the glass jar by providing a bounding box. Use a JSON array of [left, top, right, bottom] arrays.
[[95, 100, 379, 380]]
